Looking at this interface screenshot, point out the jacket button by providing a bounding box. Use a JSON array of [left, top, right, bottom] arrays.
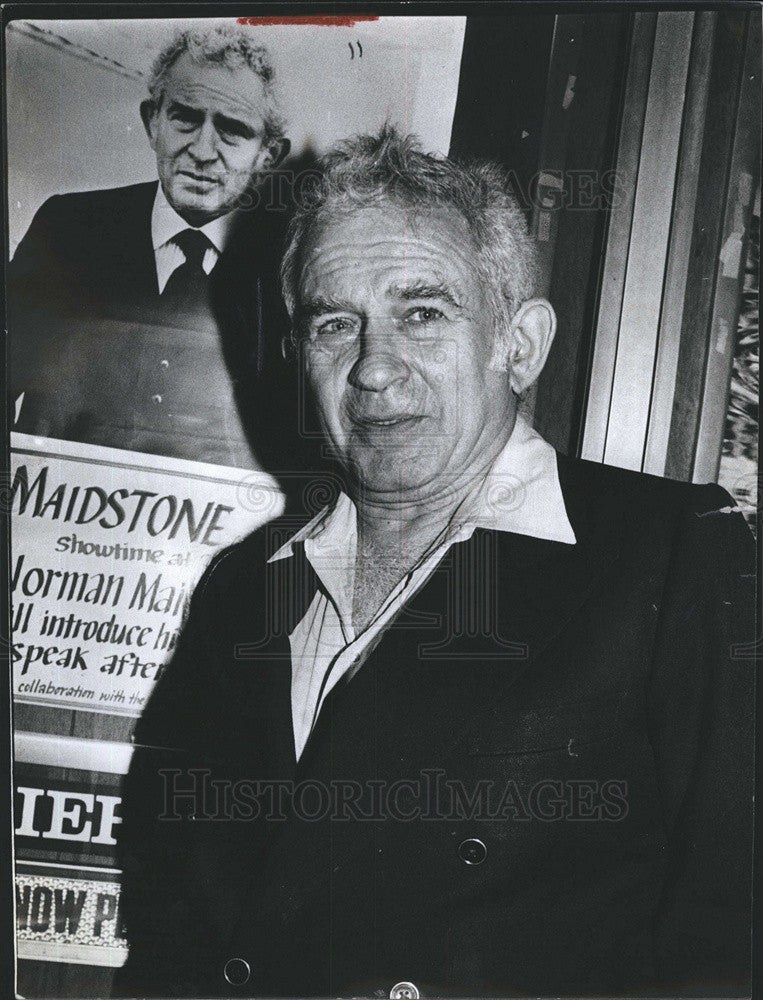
[[458, 837, 487, 865], [390, 983, 419, 999], [223, 958, 250, 985]]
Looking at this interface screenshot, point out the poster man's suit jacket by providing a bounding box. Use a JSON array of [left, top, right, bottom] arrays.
[[7, 181, 297, 469], [114, 453, 755, 999]]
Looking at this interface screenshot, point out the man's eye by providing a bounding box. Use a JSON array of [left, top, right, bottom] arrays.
[[312, 317, 358, 338], [405, 306, 444, 324], [217, 123, 251, 143], [218, 130, 243, 145], [170, 110, 201, 130]]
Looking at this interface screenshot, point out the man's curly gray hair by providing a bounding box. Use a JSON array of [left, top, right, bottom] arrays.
[[281, 125, 539, 342], [147, 25, 286, 143]]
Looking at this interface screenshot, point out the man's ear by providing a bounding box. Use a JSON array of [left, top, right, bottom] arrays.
[[494, 298, 557, 395], [261, 136, 290, 170], [140, 100, 158, 149]]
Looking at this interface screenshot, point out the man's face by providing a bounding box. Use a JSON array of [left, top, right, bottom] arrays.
[[144, 52, 275, 225], [298, 203, 517, 502]]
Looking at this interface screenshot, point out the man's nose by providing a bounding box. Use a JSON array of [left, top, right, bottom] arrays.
[[188, 119, 218, 162], [348, 320, 410, 393]]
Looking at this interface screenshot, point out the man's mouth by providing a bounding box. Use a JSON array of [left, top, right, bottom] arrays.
[[352, 414, 423, 429], [179, 170, 221, 185]]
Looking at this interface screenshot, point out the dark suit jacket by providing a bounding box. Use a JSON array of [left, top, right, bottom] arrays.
[[114, 454, 754, 998], [7, 181, 299, 470]]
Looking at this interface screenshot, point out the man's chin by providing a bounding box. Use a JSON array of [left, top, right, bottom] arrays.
[[350, 457, 435, 497], [167, 189, 228, 225]]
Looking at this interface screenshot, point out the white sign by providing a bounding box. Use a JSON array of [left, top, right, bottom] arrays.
[[16, 861, 128, 968], [10, 433, 283, 715]]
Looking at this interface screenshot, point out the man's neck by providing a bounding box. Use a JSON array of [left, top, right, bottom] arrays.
[[350, 465, 495, 634], [348, 416, 517, 630], [353, 418, 515, 553]]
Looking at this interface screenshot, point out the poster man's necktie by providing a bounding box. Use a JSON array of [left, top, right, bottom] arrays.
[[160, 228, 214, 324]]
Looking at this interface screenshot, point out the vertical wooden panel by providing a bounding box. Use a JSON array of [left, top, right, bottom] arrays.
[[665, 9, 751, 480], [643, 13, 717, 475], [520, 13, 584, 427], [581, 13, 656, 463], [530, 13, 586, 295], [532, 12, 630, 453], [601, 12, 694, 471]]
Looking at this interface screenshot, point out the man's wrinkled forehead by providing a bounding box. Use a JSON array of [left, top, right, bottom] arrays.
[[311, 198, 473, 242], [161, 53, 268, 121], [297, 201, 481, 300]]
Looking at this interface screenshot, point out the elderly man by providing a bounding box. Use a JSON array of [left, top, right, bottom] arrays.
[[116, 128, 754, 999], [8, 25, 291, 467]]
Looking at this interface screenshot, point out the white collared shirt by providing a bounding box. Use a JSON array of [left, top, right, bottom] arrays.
[[150, 185, 236, 292], [268, 414, 577, 760]]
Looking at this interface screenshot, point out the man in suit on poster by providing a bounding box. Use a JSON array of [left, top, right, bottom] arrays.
[[7, 24, 293, 468], [116, 127, 754, 999]]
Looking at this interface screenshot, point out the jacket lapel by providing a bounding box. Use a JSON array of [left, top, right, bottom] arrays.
[[109, 181, 161, 306], [218, 540, 326, 780]]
